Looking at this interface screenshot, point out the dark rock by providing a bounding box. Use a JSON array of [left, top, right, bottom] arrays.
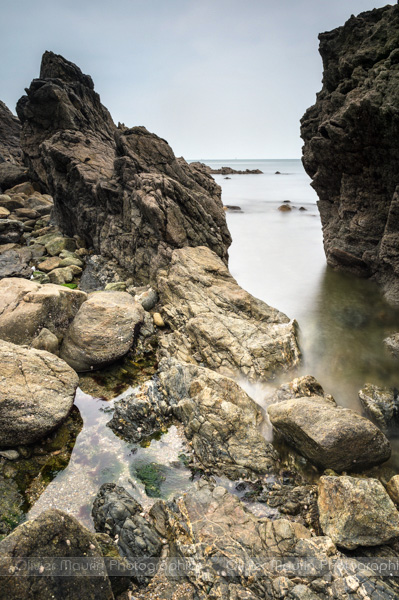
[[17, 52, 231, 283], [92, 483, 163, 562], [190, 162, 263, 175], [278, 204, 291, 212], [301, 4, 399, 302], [0, 101, 23, 165], [358, 383, 399, 432], [268, 396, 391, 471], [0, 248, 32, 279], [0, 164, 29, 191], [0, 509, 115, 600], [80, 254, 130, 292], [0, 219, 24, 244]]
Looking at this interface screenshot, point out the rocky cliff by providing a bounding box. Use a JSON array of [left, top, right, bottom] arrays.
[[16, 52, 231, 283], [0, 102, 29, 189], [301, 4, 399, 303]]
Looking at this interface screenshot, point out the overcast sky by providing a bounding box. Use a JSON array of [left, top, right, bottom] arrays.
[[0, 0, 393, 159]]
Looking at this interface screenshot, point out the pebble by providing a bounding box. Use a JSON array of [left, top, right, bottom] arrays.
[[0, 449, 20, 460], [153, 313, 165, 327]]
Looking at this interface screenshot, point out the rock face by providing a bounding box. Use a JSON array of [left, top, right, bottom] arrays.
[[157, 246, 301, 381], [0, 278, 87, 346], [318, 476, 399, 549], [60, 291, 144, 371], [359, 383, 399, 432], [0, 340, 78, 446], [0, 101, 28, 190], [16, 52, 231, 283], [0, 509, 116, 600], [268, 396, 391, 471], [301, 5, 399, 303]]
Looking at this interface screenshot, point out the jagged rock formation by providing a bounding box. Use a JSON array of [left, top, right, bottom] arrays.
[[301, 4, 399, 303], [190, 161, 263, 175], [0, 102, 29, 190], [16, 52, 231, 283]]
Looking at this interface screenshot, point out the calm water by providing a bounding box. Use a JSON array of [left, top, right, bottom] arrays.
[[26, 158, 399, 526]]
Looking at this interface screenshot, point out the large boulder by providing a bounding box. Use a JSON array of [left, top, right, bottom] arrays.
[[359, 383, 399, 432], [267, 397, 391, 471], [157, 246, 301, 381], [301, 5, 399, 303], [0, 278, 87, 346], [0, 509, 116, 600], [60, 291, 144, 371], [0, 340, 78, 446], [318, 476, 399, 549], [0, 248, 32, 278], [16, 52, 231, 283]]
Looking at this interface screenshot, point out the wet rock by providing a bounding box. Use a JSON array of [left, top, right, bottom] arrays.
[[387, 475, 399, 505], [157, 246, 301, 382], [0, 248, 32, 279], [190, 162, 263, 175], [268, 397, 391, 471], [135, 287, 158, 311], [359, 383, 399, 432], [0, 219, 24, 244], [0, 509, 115, 600], [301, 4, 399, 303], [31, 327, 59, 355], [92, 483, 163, 562], [0, 278, 87, 345], [108, 379, 170, 443], [384, 333, 399, 358], [17, 52, 231, 283], [60, 291, 144, 371], [269, 375, 331, 404], [0, 339, 78, 446], [0, 450, 19, 461], [158, 358, 278, 478], [318, 476, 399, 549]]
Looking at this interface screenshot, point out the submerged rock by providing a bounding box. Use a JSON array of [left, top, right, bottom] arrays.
[[0, 509, 116, 600], [359, 383, 399, 432], [318, 476, 399, 549], [268, 396, 391, 472], [0, 278, 87, 346], [301, 4, 399, 303], [60, 291, 144, 371], [157, 246, 301, 382], [0, 340, 78, 446], [16, 52, 231, 283]]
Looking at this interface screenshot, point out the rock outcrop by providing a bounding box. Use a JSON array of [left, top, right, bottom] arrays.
[[0, 340, 78, 446], [189, 161, 263, 175], [157, 246, 301, 381], [359, 383, 399, 432], [268, 395, 391, 472], [60, 290, 144, 371], [301, 5, 399, 303], [16, 52, 231, 283], [318, 476, 399, 549], [0, 102, 29, 191]]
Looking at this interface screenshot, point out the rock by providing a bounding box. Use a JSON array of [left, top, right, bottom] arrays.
[[16, 52, 231, 283], [0, 219, 24, 244], [0, 509, 116, 599], [104, 281, 127, 291], [0, 195, 23, 211], [58, 255, 84, 268], [48, 266, 74, 284], [0, 101, 23, 165], [31, 327, 59, 355], [157, 246, 301, 381], [0, 340, 78, 446], [299, 206, 307, 211], [158, 359, 279, 478], [0, 207, 10, 218], [0, 163, 29, 190], [60, 291, 144, 371], [318, 476, 399, 549], [135, 287, 158, 311], [45, 236, 77, 256], [14, 207, 39, 219], [387, 475, 399, 505], [384, 333, 399, 358], [278, 204, 292, 212], [268, 397, 391, 471], [0, 450, 19, 461], [269, 375, 331, 404], [359, 383, 399, 432], [0, 278, 87, 345], [0, 248, 32, 279], [79, 255, 130, 292], [301, 4, 399, 303], [92, 483, 163, 561], [189, 162, 263, 175], [153, 312, 165, 327], [37, 256, 61, 272]]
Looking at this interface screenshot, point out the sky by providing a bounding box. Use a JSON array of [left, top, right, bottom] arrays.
[[0, 0, 394, 159]]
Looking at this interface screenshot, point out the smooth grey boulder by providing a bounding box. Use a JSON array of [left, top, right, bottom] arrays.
[[157, 246, 301, 382], [0, 509, 116, 600], [60, 291, 144, 372], [0, 248, 32, 279], [268, 397, 391, 471], [318, 476, 399, 549], [0, 340, 78, 446]]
